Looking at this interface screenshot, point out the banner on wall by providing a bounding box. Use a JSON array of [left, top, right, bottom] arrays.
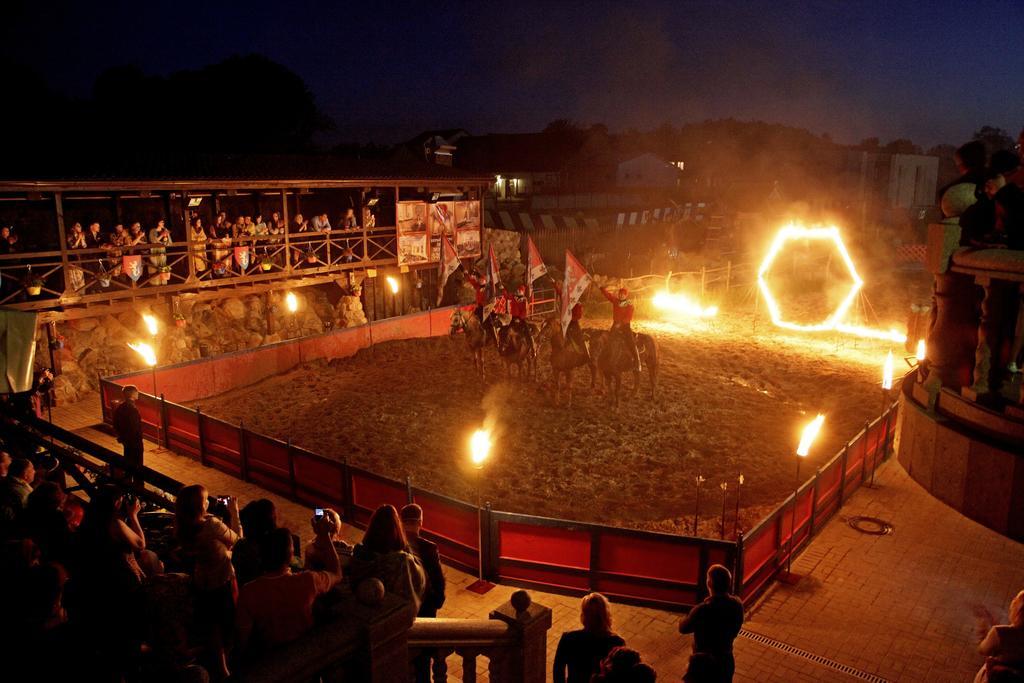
[[397, 201, 429, 266], [454, 200, 482, 258]]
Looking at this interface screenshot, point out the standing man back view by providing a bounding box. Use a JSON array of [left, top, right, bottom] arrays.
[[679, 564, 744, 683], [112, 384, 144, 483], [401, 503, 446, 682]]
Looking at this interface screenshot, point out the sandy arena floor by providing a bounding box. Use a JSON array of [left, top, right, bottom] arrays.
[[192, 270, 924, 537]]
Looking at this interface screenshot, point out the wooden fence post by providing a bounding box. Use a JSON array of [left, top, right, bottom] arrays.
[[861, 420, 871, 482], [734, 532, 745, 597], [696, 544, 710, 602], [196, 407, 207, 466], [405, 475, 414, 504], [838, 444, 849, 505], [482, 502, 495, 582], [159, 394, 169, 448], [341, 458, 356, 523], [238, 420, 249, 482], [809, 469, 820, 533], [286, 437, 297, 499]]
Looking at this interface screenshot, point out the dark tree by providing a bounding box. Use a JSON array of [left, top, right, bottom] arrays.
[[971, 125, 1014, 156]]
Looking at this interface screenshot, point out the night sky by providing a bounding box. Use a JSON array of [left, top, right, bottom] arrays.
[[4, 0, 1022, 147]]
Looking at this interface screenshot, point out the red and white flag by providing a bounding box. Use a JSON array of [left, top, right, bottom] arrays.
[[525, 234, 547, 297], [487, 244, 501, 300], [437, 232, 461, 305], [560, 249, 591, 336]]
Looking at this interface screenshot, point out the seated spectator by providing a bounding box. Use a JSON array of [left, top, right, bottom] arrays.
[[175, 485, 241, 679], [679, 564, 744, 683], [348, 504, 425, 616], [128, 222, 146, 248], [0, 457, 35, 524], [141, 571, 209, 683], [22, 481, 72, 567], [304, 508, 352, 571], [940, 140, 988, 200], [85, 221, 107, 249], [311, 212, 332, 232], [62, 496, 84, 531], [253, 214, 269, 237], [235, 522, 341, 656], [232, 498, 278, 586], [0, 449, 12, 477], [974, 590, 1024, 683], [554, 592, 626, 683], [13, 562, 79, 679]]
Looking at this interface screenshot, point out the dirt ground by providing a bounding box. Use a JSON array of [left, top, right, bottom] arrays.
[[193, 268, 930, 538]]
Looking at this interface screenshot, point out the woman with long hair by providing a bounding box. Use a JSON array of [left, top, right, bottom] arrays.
[[975, 590, 1024, 682], [175, 484, 241, 679], [348, 504, 425, 616], [553, 592, 626, 683]]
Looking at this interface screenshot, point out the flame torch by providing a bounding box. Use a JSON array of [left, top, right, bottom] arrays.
[[787, 414, 824, 578], [467, 428, 494, 593], [128, 341, 158, 396], [285, 291, 298, 313]]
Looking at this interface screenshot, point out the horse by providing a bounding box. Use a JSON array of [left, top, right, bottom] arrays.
[[497, 318, 537, 380], [594, 327, 658, 407], [540, 318, 597, 406], [449, 308, 493, 379]]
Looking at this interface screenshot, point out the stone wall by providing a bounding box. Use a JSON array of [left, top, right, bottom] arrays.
[[47, 285, 366, 403]]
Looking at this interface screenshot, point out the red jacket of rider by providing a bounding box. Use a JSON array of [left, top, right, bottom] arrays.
[[510, 295, 528, 320], [601, 287, 634, 325], [467, 275, 488, 307]]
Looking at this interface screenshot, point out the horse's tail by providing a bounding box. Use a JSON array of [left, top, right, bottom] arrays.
[[638, 333, 658, 390]]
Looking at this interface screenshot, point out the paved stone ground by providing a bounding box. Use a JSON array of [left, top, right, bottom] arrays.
[[53, 398, 1024, 682]]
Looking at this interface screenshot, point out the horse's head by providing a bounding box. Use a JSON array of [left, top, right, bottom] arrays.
[[449, 309, 466, 336]]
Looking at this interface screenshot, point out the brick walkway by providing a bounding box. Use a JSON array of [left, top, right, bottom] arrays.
[[52, 398, 1024, 682]]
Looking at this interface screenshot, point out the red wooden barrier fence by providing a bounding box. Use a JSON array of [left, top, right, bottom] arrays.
[[98, 307, 901, 611]]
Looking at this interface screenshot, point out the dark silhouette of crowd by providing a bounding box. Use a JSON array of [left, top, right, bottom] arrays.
[[0, 439, 444, 683], [949, 129, 1024, 250]]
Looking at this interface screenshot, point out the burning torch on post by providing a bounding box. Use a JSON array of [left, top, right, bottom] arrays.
[[785, 413, 824, 580], [127, 341, 158, 396], [467, 428, 494, 594]]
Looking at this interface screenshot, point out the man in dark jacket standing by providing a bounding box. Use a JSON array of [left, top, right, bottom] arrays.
[[679, 564, 744, 683], [401, 503, 446, 682], [112, 384, 144, 482]]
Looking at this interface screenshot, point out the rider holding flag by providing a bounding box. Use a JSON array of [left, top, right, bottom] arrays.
[[465, 268, 500, 347], [504, 284, 535, 356], [552, 279, 589, 361], [600, 284, 641, 372]]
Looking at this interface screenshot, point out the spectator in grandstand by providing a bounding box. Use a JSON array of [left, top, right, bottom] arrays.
[[208, 217, 232, 276], [348, 504, 425, 616], [0, 449, 11, 477], [340, 207, 359, 229], [234, 523, 341, 657], [0, 457, 35, 523], [85, 221, 106, 249], [553, 592, 626, 683], [189, 218, 208, 274], [4, 226, 19, 253], [13, 562, 78, 680], [679, 564, 744, 683], [974, 590, 1024, 683], [128, 221, 146, 248], [269, 211, 285, 235], [112, 384, 144, 480], [74, 484, 147, 671], [22, 481, 72, 567], [63, 496, 84, 531], [67, 221, 87, 250], [942, 140, 988, 198], [985, 150, 1024, 250], [253, 214, 269, 238], [148, 219, 172, 276], [175, 484, 241, 679], [311, 212, 332, 232], [0, 225, 11, 254], [304, 507, 352, 571], [232, 498, 279, 586]]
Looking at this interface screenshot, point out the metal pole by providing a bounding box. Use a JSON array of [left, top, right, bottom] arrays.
[[476, 466, 484, 582], [151, 364, 158, 398], [733, 477, 742, 538], [693, 476, 701, 535], [786, 457, 801, 574], [870, 389, 888, 487]]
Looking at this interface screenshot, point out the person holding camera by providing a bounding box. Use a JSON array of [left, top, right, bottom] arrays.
[[147, 219, 172, 279], [175, 484, 242, 679], [304, 507, 352, 571]]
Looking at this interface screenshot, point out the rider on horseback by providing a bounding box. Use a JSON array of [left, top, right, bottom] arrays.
[[466, 269, 500, 347], [502, 284, 536, 356], [553, 280, 589, 361], [601, 285, 641, 372]]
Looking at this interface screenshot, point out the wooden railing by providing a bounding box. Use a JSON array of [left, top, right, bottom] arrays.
[[408, 593, 552, 683]]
